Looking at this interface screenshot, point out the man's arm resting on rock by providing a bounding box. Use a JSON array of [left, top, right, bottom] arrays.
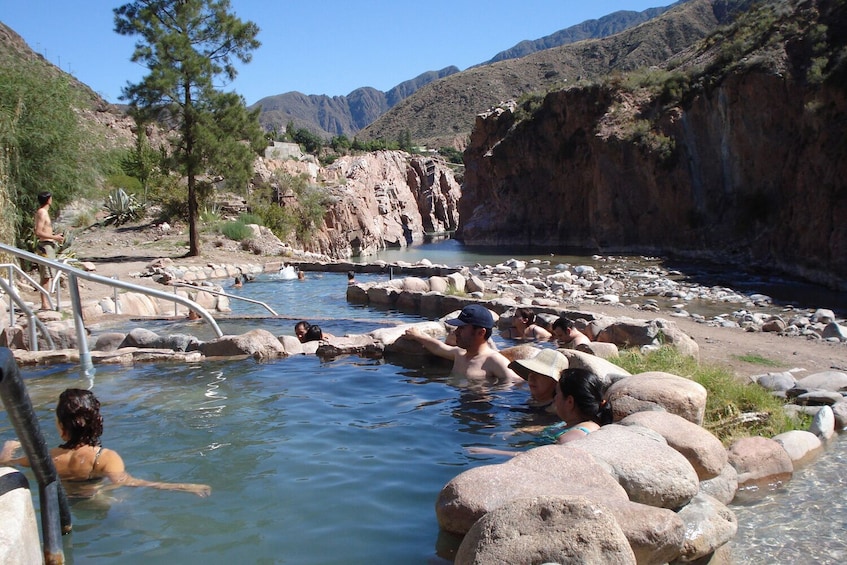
[[404, 328, 457, 360]]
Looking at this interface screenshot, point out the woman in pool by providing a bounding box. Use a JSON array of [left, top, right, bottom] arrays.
[[500, 308, 552, 341], [0, 388, 210, 497], [508, 348, 568, 414], [467, 367, 613, 455]]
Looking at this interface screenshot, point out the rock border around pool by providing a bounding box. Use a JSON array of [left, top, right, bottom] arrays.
[[439, 358, 846, 564]]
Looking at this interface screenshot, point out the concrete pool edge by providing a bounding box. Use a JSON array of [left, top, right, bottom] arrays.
[[0, 467, 41, 564]]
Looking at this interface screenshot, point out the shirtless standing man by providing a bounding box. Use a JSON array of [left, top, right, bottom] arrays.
[[405, 304, 521, 384], [34, 191, 64, 310]]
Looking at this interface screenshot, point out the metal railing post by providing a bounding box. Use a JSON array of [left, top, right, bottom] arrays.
[[0, 348, 72, 564], [112, 276, 119, 315], [6, 265, 13, 326], [0, 278, 54, 352], [67, 273, 93, 378], [0, 245, 224, 340]]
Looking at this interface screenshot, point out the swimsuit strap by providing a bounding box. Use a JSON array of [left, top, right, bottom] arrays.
[[88, 446, 103, 479]]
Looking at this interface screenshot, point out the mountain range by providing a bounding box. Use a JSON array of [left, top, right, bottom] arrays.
[[250, 2, 681, 141]]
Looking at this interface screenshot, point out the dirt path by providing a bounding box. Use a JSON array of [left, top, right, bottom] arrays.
[[61, 221, 847, 380]]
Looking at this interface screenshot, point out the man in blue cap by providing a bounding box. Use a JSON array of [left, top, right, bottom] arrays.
[[405, 304, 520, 384]]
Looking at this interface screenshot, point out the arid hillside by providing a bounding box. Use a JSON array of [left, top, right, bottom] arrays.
[[359, 0, 755, 149], [251, 3, 681, 142]]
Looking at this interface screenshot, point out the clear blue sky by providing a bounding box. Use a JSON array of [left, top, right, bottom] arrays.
[[1, 1, 674, 105]]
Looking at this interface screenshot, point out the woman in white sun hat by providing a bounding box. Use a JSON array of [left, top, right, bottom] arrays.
[[508, 348, 568, 414]]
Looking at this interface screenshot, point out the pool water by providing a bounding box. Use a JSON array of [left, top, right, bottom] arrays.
[[3, 271, 536, 564], [3, 263, 845, 563]]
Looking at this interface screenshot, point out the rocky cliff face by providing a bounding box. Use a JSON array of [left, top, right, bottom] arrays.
[[257, 151, 461, 258], [460, 70, 847, 288]]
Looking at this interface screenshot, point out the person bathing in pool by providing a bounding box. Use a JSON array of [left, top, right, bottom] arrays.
[[0, 388, 210, 497], [404, 304, 520, 384], [467, 367, 613, 456]]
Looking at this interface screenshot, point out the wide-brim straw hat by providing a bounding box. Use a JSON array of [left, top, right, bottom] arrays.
[[509, 348, 568, 381]]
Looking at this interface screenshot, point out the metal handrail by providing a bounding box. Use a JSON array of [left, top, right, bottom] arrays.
[[0, 277, 55, 352], [0, 348, 71, 564], [0, 263, 54, 315], [171, 282, 278, 316], [0, 243, 223, 377]]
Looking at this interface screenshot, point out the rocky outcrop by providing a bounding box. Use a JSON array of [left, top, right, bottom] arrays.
[[459, 2, 847, 290], [254, 151, 461, 259], [316, 152, 460, 258]]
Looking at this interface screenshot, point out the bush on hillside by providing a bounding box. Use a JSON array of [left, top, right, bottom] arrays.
[[220, 220, 253, 241]]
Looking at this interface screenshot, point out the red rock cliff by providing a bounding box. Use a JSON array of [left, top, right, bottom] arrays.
[[461, 46, 847, 289], [308, 151, 461, 258]]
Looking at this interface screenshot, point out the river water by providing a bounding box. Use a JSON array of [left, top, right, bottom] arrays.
[[2, 244, 845, 563]]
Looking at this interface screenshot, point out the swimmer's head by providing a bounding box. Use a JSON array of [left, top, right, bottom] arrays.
[[56, 389, 103, 448]]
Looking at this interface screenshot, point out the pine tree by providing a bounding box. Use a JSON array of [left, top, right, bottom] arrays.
[[115, 0, 264, 256]]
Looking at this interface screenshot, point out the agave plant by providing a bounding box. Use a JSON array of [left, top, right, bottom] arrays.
[[103, 188, 143, 226]]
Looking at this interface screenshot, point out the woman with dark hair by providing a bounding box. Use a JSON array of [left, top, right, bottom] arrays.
[[303, 324, 324, 342], [548, 368, 613, 444], [1, 389, 210, 497], [467, 368, 612, 456], [500, 308, 552, 341]]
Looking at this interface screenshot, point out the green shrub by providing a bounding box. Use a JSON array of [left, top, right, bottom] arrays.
[[237, 212, 262, 226], [220, 220, 253, 241], [438, 147, 464, 164], [200, 204, 220, 225], [106, 173, 143, 195], [251, 203, 294, 240], [614, 347, 807, 444], [149, 176, 189, 221]]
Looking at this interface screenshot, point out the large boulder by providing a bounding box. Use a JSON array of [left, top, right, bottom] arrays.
[[607, 371, 708, 425], [601, 499, 686, 565], [199, 329, 286, 360], [810, 405, 836, 439], [564, 424, 700, 509], [619, 411, 727, 480], [454, 496, 636, 565], [379, 322, 445, 355], [436, 445, 628, 535], [794, 370, 847, 392], [316, 335, 383, 359], [594, 317, 699, 357], [727, 436, 793, 496], [674, 492, 737, 562], [559, 349, 631, 384], [698, 463, 739, 506], [772, 430, 824, 467]]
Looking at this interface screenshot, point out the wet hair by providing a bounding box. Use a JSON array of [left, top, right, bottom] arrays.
[[515, 308, 537, 324], [347, 271, 355, 280], [552, 316, 575, 332], [557, 368, 613, 425], [56, 389, 103, 449], [303, 325, 323, 342], [37, 191, 53, 206], [294, 321, 311, 334]]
